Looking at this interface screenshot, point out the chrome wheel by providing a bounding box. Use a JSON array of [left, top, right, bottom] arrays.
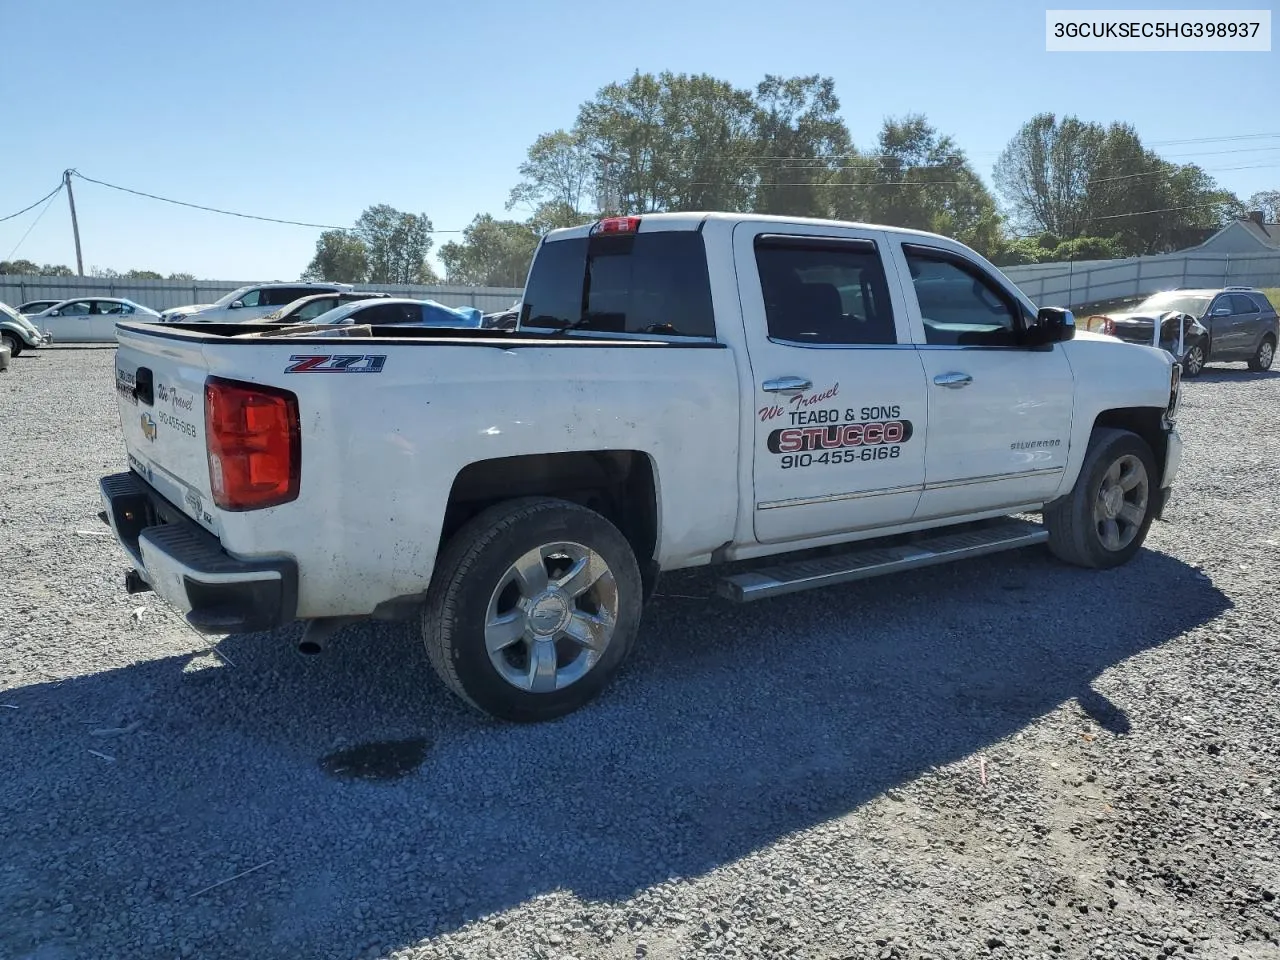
[[1093, 454, 1149, 552], [484, 541, 618, 693], [1183, 344, 1204, 376], [1259, 340, 1275, 370]]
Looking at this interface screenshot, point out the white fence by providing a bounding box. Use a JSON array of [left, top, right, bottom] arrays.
[[0, 275, 523, 314], [1001, 250, 1280, 308], [6, 248, 1280, 319]]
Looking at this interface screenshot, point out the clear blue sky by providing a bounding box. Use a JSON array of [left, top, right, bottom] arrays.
[[3, 0, 1276, 281]]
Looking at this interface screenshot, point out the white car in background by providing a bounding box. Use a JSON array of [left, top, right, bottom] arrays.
[[32, 298, 161, 343], [159, 282, 352, 324], [17, 299, 63, 316], [303, 297, 484, 327]]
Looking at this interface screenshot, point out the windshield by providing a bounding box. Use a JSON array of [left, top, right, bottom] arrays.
[[212, 285, 255, 308], [1135, 292, 1210, 316]]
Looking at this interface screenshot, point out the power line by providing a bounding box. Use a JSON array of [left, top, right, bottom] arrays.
[[639, 135, 1280, 177], [730, 144, 1280, 172], [68, 170, 465, 233], [1087, 201, 1233, 223], [1147, 131, 1280, 146], [0, 182, 64, 224], [4, 186, 63, 262], [696, 160, 1276, 189], [1005, 199, 1240, 239]]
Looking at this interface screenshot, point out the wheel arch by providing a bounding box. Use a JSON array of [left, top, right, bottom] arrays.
[[439, 450, 662, 599], [1090, 407, 1169, 487]]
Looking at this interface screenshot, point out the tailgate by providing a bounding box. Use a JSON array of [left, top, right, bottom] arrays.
[[114, 326, 219, 533]]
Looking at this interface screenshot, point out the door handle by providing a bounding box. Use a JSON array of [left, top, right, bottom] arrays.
[[933, 372, 973, 389], [762, 376, 812, 393]]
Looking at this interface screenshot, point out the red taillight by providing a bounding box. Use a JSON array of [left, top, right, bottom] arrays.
[[204, 376, 300, 511], [1085, 315, 1115, 336], [592, 216, 641, 235]]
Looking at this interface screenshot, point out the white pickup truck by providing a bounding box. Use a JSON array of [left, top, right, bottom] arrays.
[[100, 212, 1183, 722]]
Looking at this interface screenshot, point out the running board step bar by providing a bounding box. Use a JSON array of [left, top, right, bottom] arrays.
[[717, 518, 1048, 603]]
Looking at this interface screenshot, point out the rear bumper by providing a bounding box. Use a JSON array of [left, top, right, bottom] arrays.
[[99, 471, 297, 634]]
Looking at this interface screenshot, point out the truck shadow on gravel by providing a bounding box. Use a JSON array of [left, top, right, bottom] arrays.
[[0, 546, 1229, 960]]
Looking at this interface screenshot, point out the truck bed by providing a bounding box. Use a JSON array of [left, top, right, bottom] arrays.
[[131, 320, 720, 349], [110, 319, 741, 622]]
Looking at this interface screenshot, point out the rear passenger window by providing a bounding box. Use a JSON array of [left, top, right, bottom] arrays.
[[295, 298, 337, 320], [903, 245, 1021, 347], [264, 287, 309, 306], [754, 237, 896, 345], [353, 302, 417, 325], [521, 232, 716, 338], [1230, 294, 1260, 315]]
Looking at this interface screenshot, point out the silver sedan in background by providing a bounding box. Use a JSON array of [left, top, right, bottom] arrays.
[[30, 298, 161, 343]]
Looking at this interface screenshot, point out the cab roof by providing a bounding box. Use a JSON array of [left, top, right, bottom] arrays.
[[542, 211, 964, 245]]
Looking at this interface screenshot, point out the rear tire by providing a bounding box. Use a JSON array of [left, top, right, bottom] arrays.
[[1, 332, 21, 357], [1248, 336, 1275, 372], [422, 496, 643, 722], [1044, 428, 1157, 569]]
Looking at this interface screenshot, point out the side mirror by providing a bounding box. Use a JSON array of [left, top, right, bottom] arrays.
[[229, 300, 244, 309], [1211, 306, 1231, 317], [1029, 306, 1075, 345], [49, 309, 61, 317]]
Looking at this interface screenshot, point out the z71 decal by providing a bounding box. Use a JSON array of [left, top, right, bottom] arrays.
[[285, 354, 387, 374]]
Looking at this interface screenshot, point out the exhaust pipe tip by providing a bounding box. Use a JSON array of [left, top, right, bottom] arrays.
[[296, 616, 357, 656], [125, 570, 152, 595]]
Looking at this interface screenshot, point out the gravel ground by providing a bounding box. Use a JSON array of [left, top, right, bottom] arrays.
[[1, 346, 1277, 960]]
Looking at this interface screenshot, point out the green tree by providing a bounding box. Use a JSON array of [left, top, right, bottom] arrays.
[[993, 113, 1106, 238], [438, 215, 540, 287], [750, 75, 854, 219], [574, 71, 757, 214], [125, 270, 164, 280], [1247, 190, 1280, 221], [833, 115, 1002, 256], [354, 205, 438, 284], [508, 130, 597, 219], [302, 229, 370, 282], [0, 259, 41, 274], [167, 272, 196, 281], [529, 201, 593, 234], [40, 263, 74, 276], [994, 114, 1241, 255]]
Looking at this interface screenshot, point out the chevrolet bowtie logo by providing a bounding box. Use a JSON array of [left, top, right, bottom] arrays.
[[140, 413, 157, 442]]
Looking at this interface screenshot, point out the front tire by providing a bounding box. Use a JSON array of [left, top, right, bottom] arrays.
[[1044, 428, 1158, 569], [1248, 336, 1275, 372], [1181, 341, 1205, 378], [1, 332, 21, 357], [422, 497, 643, 722]]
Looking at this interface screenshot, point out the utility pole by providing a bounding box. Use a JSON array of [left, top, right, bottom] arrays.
[[64, 169, 84, 276], [594, 152, 615, 216]]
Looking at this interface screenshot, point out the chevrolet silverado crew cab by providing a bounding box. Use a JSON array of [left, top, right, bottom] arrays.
[[99, 212, 1183, 722]]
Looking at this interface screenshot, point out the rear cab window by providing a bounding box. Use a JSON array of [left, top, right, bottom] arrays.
[[520, 229, 716, 338], [754, 236, 897, 345]]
